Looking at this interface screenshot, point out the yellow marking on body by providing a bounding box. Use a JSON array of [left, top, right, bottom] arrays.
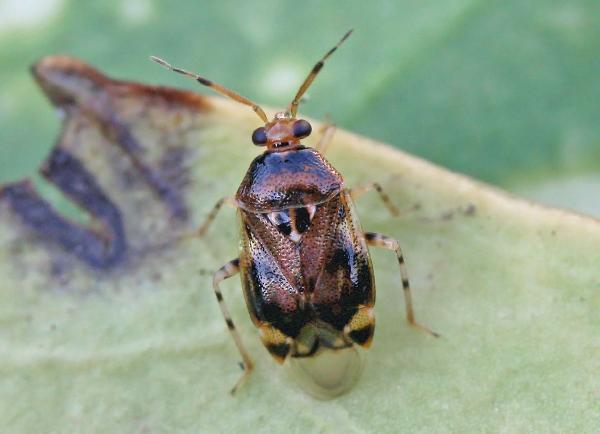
[[259, 324, 292, 364], [344, 306, 375, 348]]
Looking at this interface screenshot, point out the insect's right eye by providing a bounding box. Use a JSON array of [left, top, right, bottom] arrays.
[[252, 127, 268, 145], [292, 119, 312, 139]]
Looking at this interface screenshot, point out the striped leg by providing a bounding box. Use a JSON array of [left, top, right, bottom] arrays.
[[365, 232, 439, 338], [213, 258, 254, 394], [314, 122, 336, 154], [179, 196, 236, 241], [348, 182, 401, 217]]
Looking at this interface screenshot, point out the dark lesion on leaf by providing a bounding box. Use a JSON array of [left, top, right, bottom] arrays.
[[1, 149, 126, 269], [97, 109, 189, 222], [0, 55, 212, 270]]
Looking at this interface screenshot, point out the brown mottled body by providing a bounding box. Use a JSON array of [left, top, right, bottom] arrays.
[[153, 30, 437, 398], [236, 149, 376, 362]]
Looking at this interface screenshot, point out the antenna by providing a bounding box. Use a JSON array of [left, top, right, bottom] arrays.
[[288, 29, 353, 117], [150, 56, 269, 123]]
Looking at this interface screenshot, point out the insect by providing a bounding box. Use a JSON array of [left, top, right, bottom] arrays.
[[151, 30, 438, 398]]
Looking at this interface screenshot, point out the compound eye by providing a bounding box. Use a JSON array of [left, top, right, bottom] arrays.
[[292, 119, 312, 139], [252, 127, 268, 145]]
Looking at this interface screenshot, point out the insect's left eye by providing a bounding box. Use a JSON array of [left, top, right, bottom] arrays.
[[252, 127, 268, 145], [292, 119, 312, 139]]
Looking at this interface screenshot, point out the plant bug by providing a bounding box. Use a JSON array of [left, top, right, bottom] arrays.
[[151, 30, 438, 399]]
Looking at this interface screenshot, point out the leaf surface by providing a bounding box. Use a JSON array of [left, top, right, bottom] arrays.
[[0, 57, 598, 433]]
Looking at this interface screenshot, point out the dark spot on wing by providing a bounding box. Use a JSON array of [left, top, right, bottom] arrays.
[[325, 248, 350, 273], [348, 324, 374, 346], [248, 257, 309, 338], [295, 207, 311, 233], [266, 342, 290, 360], [267, 211, 292, 236]]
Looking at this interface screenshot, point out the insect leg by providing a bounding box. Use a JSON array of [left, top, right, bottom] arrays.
[[179, 196, 236, 242], [364, 232, 439, 338], [213, 258, 254, 394], [348, 182, 400, 217], [314, 122, 336, 154]]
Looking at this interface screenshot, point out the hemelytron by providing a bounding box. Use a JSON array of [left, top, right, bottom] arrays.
[[152, 30, 438, 399]]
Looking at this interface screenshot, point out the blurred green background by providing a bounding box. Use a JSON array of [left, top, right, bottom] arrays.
[[1, 0, 599, 215]]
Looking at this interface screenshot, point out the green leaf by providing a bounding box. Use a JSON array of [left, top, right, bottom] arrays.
[[0, 57, 598, 433]]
